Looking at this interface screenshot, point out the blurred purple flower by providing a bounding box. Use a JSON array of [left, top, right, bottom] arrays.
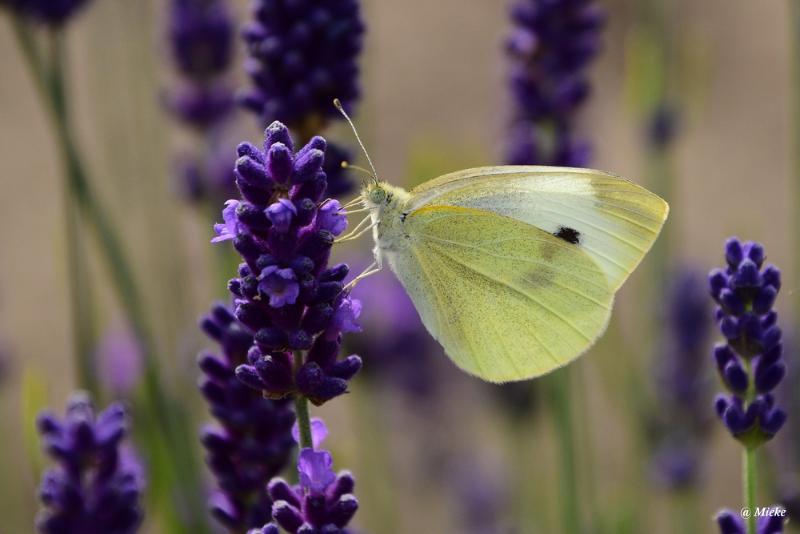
[[647, 102, 681, 151], [199, 303, 295, 532], [505, 0, 605, 166], [36, 392, 144, 533], [716, 509, 786, 533], [650, 268, 712, 490], [238, 0, 364, 132], [96, 324, 143, 395], [349, 270, 443, 398], [709, 238, 786, 445], [169, 0, 233, 81], [450, 456, 510, 534], [167, 0, 235, 129], [1, 0, 90, 26], [215, 122, 361, 406], [174, 139, 238, 203], [166, 0, 240, 207]]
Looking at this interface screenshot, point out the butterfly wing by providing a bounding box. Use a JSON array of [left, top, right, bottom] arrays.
[[407, 166, 669, 291], [389, 204, 614, 382]]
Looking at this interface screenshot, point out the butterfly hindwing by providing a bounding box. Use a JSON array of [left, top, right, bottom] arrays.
[[389, 204, 615, 382]]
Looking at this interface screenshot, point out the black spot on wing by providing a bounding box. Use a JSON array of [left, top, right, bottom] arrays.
[[554, 226, 581, 245]]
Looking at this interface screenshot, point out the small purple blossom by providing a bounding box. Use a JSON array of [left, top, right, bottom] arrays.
[[316, 200, 348, 236], [212, 199, 241, 243], [266, 198, 297, 233], [36, 393, 144, 534], [291, 417, 328, 450], [259, 266, 300, 308], [298, 448, 337, 493], [329, 296, 362, 337]]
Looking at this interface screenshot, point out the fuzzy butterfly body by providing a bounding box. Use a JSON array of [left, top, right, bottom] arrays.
[[357, 166, 668, 383]]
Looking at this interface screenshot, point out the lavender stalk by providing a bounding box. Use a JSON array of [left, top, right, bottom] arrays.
[[709, 238, 788, 533], [210, 122, 363, 530]]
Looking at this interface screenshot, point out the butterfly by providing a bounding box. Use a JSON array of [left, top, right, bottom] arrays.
[[335, 103, 668, 383]]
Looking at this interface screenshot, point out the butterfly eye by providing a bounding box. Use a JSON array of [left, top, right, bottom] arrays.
[[369, 188, 386, 204]]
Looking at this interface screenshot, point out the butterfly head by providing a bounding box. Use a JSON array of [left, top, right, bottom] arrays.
[[365, 183, 388, 205], [361, 182, 408, 212]]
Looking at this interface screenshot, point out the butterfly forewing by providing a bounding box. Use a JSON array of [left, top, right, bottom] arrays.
[[407, 166, 669, 292]]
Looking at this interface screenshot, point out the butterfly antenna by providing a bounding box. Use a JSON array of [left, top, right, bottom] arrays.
[[334, 98, 379, 184], [341, 160, 377, 181]]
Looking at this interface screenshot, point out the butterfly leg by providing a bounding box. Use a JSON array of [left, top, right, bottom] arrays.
[[335, 218, 378, 243], [343, 258, 383, 291]]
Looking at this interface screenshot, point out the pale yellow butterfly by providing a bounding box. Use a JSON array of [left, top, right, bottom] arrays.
[[334, 102, 668, 383]]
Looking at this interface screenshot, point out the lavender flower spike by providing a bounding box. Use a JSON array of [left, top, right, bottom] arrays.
[[505, 0, 606, 166], [199, 303, 295, 532], [709, 238, 787, 447], [36, 392, 144, 534], [716, 509, 786, 533], [650, 269, 712, 490], [167, 0, 235, 129], [238, 0, 364, 131], [266, 448, 358, 533], [219, 121, 363, 406]]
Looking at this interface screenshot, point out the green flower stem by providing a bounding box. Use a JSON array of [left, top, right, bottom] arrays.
[[48, 30, 98, 398], [790, 0, 800, 347], [744, 447, 757, 534], [548, 369, 581, 534], [742, 357, 757, 534], [293, 351, 313, 449], [294, 395, 313, 449], [10, 17, 210, 532]]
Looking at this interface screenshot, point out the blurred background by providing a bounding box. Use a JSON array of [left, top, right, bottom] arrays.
[[0, 0, 797, 532]]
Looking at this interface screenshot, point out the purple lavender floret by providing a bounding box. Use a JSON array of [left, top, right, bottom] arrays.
[[35, 392, 144, 534], [709, 238, 787, 447], [716, 509, 786, 533], [266, 448, 358, 533], [0, 0, 90, 25], [238, 0, 364, 131], [199, 303, 296, 532], [214, 121, 362, 406], [505, 0, 605, 166]]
